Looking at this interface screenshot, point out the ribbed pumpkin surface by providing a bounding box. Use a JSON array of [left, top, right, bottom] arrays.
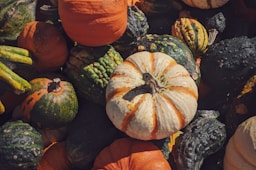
[[64, 45, 123, 105], [106, 51, 198, 140], [0, 120, 43, 170], [172, 17, 209, 57], [131, 34, 201, 85]]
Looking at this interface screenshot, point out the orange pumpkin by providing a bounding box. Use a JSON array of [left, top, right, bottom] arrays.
[[17, 21, 69, 72], [37, 142, 72, 170], [92, 137, 172, 170], [58, 0, 128, 47]]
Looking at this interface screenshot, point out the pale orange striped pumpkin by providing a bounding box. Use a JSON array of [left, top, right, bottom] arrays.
[[105, 51, 198, 140], [182, 0, 229, 9]]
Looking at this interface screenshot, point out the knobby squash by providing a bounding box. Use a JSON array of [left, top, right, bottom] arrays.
[[172, 110, 227, 170], [106, 51, 198, 140], [92, 137, 172, 170], [64, 45, 123, 105], [0, 120, 43, 170], [0, 0, 37, 42], [58, 0, 128, 46], [21, 76, 78, 129]]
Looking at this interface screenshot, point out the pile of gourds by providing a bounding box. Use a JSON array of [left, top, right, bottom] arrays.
[[0, 0, 256, 170]]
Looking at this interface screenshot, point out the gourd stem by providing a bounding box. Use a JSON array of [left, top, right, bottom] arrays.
[[48, 78, 61, 93], [208, 29, 219, 45], [142, 73, 162, 94]]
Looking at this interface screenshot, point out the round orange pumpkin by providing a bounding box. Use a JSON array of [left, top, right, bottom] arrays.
[[92, 137, 172, 170], [58, 0, 128, 47], [17, 21, 69, 72]]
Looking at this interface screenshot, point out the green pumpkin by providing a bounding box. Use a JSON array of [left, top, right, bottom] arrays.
[[0, 120, 43, 170], [21, 76, 79, 129], [0, 0, 37, 42], [128, 34, 201, 85], [64, 45, 123, 105]]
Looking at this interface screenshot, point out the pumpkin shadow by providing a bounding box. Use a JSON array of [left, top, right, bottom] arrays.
[[122, 84, 150, 101]]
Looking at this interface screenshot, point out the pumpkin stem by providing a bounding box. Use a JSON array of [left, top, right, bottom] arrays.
[[208, 28, 219, 45], [143, 73, 162, 94], [48, 78, 61, 93]]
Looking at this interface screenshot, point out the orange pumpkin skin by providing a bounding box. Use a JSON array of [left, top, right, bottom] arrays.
[[17, 21, 69, 72], [92, 137, 172, 170], [37, 142, 72, 170], [58, 0, 128, 47]]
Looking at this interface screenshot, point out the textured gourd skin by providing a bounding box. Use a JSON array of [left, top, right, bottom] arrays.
[[130, 34, 201, 85], [0, 120, 43, 170], [172, 17, 209, 57], [112, 5, 149, 55], [172, 110, 227, 170], [106, 51, 198, 140], [64, 45, 123, 105], [200, 36, 256, 98], [0, 0, 37, 42]]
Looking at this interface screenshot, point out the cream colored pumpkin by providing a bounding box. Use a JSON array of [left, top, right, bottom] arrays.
[[182, 0, 229, 9], [106, 51, 198, 140], [224, 116, 256, 170]]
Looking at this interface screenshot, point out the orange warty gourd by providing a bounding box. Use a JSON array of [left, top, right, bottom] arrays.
[[92, 137, 172, 170], [17, 21, 69, 72], [58, 0, 128, 47]]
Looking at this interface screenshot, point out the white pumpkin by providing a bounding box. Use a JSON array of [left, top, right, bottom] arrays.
[[105, 51, 198, 140], [182, 0, 229, 9], [224, 116, 256, 170]]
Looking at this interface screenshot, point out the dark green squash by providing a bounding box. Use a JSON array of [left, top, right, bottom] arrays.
[[127, 34, 201, 85], [0, 0, 37, 43], [0, 120, 43, 170], [64, 45, 123, 105], [65, 99, 124, 170], [112, 5, 149, 56], [172, 110, 227, 170], [200, 36, 256, 99]]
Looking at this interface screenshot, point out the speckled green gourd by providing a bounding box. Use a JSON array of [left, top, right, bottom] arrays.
[[112, 5, 149, 55], [64, 45, 123, 105], [130, 34, 201, 85], [0, 0, 37, 42], [172, 110, 227, 170], [0, 120, 43, 170]]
